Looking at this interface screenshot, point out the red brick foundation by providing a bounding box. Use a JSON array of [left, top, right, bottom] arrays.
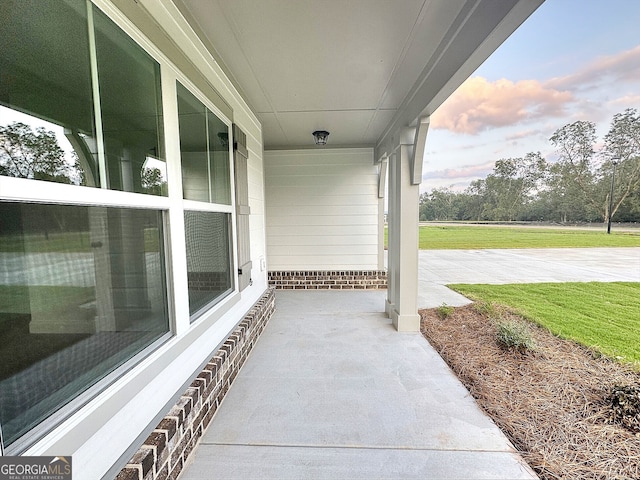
[[115, 288, 275, 480], [268, 270, 387, 290]]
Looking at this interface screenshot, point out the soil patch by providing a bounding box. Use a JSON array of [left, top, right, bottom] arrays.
[[420, 304, 640, 480]]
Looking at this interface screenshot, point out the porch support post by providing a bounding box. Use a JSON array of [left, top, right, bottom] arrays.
[[385, 152, 397, 318], [377, 156, 388, 271], [387, 127, 421, 332]]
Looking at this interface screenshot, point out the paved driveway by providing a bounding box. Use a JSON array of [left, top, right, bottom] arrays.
[[418, 247, 640, 308]]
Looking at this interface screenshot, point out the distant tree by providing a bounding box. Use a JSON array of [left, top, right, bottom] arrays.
[[551, 111, 640, 223], [549, 120, 603, 217], [420, 109, 640, 224], [0, 122, 80, 184], [482, 153, 547, 221], [141, 166, 166, 196], [463, 179, 489, 221], [601, 108, 640, 223], [419, 187, 462, 221]]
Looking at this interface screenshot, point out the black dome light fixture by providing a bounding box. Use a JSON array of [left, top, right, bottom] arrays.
[[312, 130, 330, 146]]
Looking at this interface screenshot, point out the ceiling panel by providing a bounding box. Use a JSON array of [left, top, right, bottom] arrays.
[[271, 110, 377, 148], [217, 0, 426, 113], [257, 113, 289, 147]]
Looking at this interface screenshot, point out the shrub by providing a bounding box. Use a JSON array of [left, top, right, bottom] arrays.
[[607, 384, 640, 432], [436, 303, 454, 320], [473, 301, 499, 317], [495, 319, 536, 353]]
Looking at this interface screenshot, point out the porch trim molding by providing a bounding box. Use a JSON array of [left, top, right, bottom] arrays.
[[115, 288, 276, 480]]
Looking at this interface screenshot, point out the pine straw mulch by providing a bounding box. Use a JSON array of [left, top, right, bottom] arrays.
[[419, 304, 640, 480]]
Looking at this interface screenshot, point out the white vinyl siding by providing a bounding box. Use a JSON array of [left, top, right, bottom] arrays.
[[265, 148, 379, 270]]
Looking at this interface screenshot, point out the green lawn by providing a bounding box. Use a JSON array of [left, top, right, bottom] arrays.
[[449, 282, 640, 366], [0, 228, 161, 253], [418, 225, 640, 249], [0, 285, 95, 314]]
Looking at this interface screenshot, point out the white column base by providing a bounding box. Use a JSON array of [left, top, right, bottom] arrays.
[[385, 298, 395, 317], [391, 310, 420, 332]]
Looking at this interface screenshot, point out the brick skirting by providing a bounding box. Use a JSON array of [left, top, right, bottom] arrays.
[[115, 288, 276, 480], [268, 270, 387, 289]]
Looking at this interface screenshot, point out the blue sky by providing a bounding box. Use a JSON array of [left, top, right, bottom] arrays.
[[422, 0, 640, 193]]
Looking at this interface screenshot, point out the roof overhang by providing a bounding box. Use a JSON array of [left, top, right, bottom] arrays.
[[172, 0, 544, 155]]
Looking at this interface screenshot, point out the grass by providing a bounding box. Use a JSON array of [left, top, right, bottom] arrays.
[[0, 228, 161, 253], [436, 303, 454, 319], [0, 285, 95, 314], [449, 282, 640, 366], [418, 225, 640, 249]]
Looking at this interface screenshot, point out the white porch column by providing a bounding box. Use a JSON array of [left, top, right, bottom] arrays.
[[386, 117, 427, 332], [385, 153, 397, 318], [377, 157, 388, 271]]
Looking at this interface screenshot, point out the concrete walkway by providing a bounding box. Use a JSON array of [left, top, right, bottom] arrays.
[[182, 248, 638, 479], [418, 247, 640, 308], [182, 290, 538, 480]]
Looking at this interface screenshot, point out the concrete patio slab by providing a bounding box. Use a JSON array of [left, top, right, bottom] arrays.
[[185, 445, 537, 480], [418, 247, 640, 308], [181, 290, 537, 480]]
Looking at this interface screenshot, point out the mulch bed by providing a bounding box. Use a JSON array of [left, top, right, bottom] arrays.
[[420, 304, 640, 480]]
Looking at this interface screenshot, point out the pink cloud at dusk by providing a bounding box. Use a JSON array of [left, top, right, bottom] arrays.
[[505, 129, 545, 141], [547, 45, 640, 91], [609, 94, 640, 107], [430, 76, 573, 134], [423, 161, 495, 181], [431, 46, 640, 136]]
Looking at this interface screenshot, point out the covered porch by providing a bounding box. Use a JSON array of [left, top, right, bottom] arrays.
[[180, 289, 537, 479], [172, 0, 545, 332]]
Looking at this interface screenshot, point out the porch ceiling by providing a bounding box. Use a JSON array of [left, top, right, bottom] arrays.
[[173, 0, 543, 152]]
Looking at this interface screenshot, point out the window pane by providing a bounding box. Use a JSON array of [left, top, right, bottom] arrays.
[[184, 211, 233, 318], [177, 83, 208, 202], [0, 202, 169, 446], [177, 83, 231, 204], [0, 0, 99, 186], [93, 6, 166, 196], [208, 112, 231, 205]]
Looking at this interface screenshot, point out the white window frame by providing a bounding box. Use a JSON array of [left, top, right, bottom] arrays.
[[0, 0, 241, 454]]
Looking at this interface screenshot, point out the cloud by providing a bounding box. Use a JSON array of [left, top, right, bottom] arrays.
[[431, 46, 640, 136], [423, 160, 495, 181], [431, 76, 574, 134], [505, 129, 544, 141], [608, 94, 640, 108], [547, 45, 640, 91]]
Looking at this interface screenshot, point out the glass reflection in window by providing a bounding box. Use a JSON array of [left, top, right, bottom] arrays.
[[0, 202, 169, 446]]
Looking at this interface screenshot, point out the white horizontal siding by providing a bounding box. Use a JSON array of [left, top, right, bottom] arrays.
[[265, 148, 380, 271], [268, 225, 375, 237]]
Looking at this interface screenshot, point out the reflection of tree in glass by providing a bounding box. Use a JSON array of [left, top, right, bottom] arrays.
[[0, 122, 83, 185], [141, 166, 166, 195]]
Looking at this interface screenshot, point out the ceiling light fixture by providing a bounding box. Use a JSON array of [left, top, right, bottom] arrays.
[[312, 130, 330, 146]]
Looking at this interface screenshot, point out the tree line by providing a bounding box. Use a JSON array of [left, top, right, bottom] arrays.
[[420, 108, 640, 224]]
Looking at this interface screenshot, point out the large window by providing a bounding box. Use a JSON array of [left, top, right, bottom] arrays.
[[0, 0, 241, 453], [178, 82, 234, 319], [0, 0, 172, 451], [0, 202, 169, 446], [0, 0, 166, 195]]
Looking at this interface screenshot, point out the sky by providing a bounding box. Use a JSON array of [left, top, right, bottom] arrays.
[[422, 0, 640, 193]]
